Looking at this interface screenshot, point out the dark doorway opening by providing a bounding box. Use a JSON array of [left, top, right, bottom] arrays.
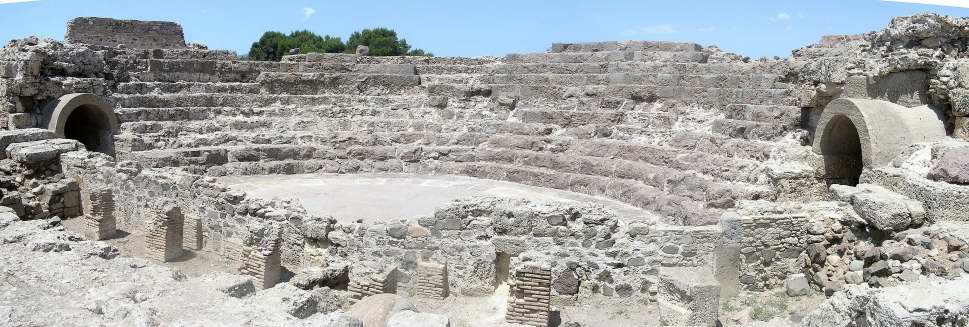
[[63, 105, 114, 154], [819, 115, 863, 186]]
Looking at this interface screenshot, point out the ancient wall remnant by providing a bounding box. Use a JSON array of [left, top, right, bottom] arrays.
[[43, 93, 118, 156], [145, 206, 184, 262], [657, 267, 720, 327], [65, 17, 186, 49], [348, 266, 398, 303], [505, 264, 552, 327], [241, 244, 282, 290], [183, 215, 204, 250], [81, 189, 116, 240], [416, 261, 449, 300]]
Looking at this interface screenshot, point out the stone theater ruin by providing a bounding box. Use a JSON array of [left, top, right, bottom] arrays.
[[2, 13, 969, 326]]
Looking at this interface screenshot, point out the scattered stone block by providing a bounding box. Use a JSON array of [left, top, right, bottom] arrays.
[[658, 267, 720, 327], [202, 272, 256, 298], [0, 128, 52, 158], [927, 145, 969, 185], [6, 139, 84, 166], [506, 264, 552, 327], [785, 273, 812, 297], [356, 45, 369, 56], [839, 184, 925, 232], [416, 261, 449, 300], [349, 293, 411, 327]]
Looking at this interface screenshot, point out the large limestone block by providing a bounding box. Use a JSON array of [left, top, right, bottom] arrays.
[[6, 139, 84, 166], [834, 184, 926, 232], [0, 128, 53, 159], [927, 145, 969, 185]]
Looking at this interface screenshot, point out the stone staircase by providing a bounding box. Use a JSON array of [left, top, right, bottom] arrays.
[[108, 41, 818, 226]]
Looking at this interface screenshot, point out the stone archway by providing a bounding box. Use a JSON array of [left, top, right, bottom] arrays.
[[46, 93, 119, 155], [813, 98, 945, 186]]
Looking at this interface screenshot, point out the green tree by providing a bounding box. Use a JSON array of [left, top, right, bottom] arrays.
[[247, 30, 346, 61], [345, 27, 431, 57]]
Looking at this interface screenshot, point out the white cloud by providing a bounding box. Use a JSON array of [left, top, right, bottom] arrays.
[[883, 0, 969, 8], [622, 25, 677, 36], [697, 26, 717, 33], [302, 7, 316, 20], [0, 0, 40, 4], [772, 12, 791, 22]]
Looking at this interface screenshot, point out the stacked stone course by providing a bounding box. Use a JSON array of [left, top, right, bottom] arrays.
[[348, 266, 398, 303], [506, 264, 552, 327], [182, 215, 203, 250]]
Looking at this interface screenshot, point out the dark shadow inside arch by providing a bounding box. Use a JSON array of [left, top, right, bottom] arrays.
[[819, 115, 863, 186], [64, 104, 114, 155]]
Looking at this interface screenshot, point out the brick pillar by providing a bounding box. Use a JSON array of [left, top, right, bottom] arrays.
[[417, 261, 449, 299], [82, 189, 116, 240], [183, 216, 203, 250], [241, 244, 282, 290], [145, 207, 184, 262], [506, 264, 551, 327]]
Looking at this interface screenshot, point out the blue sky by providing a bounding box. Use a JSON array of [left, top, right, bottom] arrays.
[[2, 0, 969, 58]]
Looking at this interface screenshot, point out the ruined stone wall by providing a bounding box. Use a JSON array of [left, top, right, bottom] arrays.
[[65, 17, 186, 49], [316, 197, 723, 300], [60, 151, 309, 267]]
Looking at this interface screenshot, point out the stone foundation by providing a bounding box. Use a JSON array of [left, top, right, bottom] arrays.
[[506, 264, 552, 327]]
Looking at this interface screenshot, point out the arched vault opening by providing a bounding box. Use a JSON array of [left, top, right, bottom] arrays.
[[813, 98, 946, 186], [46, 93, 119, 156]]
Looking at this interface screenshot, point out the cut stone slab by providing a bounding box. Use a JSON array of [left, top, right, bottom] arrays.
[[200, 273, 257, 298], [657, 267, 720, 327], [0, 128, 53, 159], [6, 139, 83, 166]]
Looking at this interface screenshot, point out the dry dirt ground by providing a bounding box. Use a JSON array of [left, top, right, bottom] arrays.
[[220, 173, 654, 224]]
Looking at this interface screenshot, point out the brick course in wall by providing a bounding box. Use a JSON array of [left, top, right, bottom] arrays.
[[240, 244, 282, 290], [416, 261, 449, 300], [145, 207, 184, 262], [65, 17, 186, 49], [81, 189, 116, 240], [506, 264, 552, 327]]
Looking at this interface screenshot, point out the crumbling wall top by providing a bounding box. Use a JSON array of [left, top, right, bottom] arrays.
[[65, 17, 186, 49]]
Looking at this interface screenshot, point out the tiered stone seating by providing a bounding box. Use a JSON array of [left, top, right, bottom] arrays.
[[109, 41, 814, 226]]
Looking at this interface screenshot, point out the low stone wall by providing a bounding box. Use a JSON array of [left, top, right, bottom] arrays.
[[60, 151, 309, 267], [317, 197, 723, 300], [65, 17, 186, 49]]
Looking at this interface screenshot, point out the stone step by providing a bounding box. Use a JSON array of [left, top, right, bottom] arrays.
[[723, 104, 802, 127], [413, 61, 790, 76], [549, 41, 702, 53], [256, 72, 421, 95], [116, 82, 261, 95], [130, 59, 417, 83], [129, 145, 720, 225], [121, 48, 239, 60], [112, 93, 432, 109], [425, 83, 797, 107], [711, 118, 793, 141], [486, 135, 768, 185], [668, 131, 776, 162], [509, 109, 628, 127], [503, 50, 709, 64], [419, 72, 783, 89]]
